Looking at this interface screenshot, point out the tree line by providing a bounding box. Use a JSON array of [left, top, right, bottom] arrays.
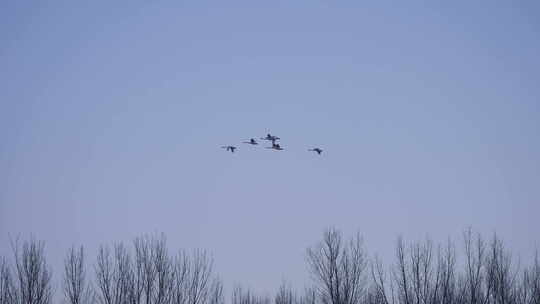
[[1, 229, 539, 304]]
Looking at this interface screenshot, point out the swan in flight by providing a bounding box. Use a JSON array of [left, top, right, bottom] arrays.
[[266, 143, 284, 151], [243, 138, 258, 145], [221, 146, 237, 153], [309, 148, 323, 155], [261, 133, 280, 144]]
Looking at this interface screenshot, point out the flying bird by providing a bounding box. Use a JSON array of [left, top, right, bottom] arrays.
[[261, 133, 280, 144], [267, 143, 284, 151], [309, 148, 323, 155], [243, 138, 258, 145], [221, 146, 237, 153]]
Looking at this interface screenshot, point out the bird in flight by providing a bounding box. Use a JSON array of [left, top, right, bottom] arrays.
[[243, 138, 258, 145], [261, 133, 280, 144], [267, 143, 284, 151], [309, 148, 323, 155], [221, 146, 237, 153]]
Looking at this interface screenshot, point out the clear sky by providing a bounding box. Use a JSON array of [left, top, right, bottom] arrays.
[[1, 1, 539, 295]]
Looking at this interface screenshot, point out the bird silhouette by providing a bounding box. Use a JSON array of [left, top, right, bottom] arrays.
[[267, 143, 284, 151], [309, 148, 323, 155], [243, 138, 258, 145], [260, 133, 280, 144], [221, 146, 237, 153]]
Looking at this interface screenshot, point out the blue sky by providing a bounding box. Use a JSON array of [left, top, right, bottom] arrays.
[[1, 1, 539, 294]]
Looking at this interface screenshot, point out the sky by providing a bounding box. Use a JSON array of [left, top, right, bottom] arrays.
[[1, 0, 539, 296]]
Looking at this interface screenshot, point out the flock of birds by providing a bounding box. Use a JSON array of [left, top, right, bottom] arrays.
[[221, 133, 323, 155]]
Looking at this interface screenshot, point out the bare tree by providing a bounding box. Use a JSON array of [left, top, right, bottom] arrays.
[[186, 250, 214, 304], [10, 238, 53, 304], [461, 228, 490, 304], [131, 236, 157, 304], [95, 244, 132, 304], [95, 246, 114, 304], [298, 288, 317, 304], [63, 245, 94, 304], [484, 234, 520, 304], [371, 237, 460, 304], [231, 286, 249, 304], [208, 278, 224, 304], [408, 239, 434, 304], [152, 236, 173, 304], [436, 240, 457, 304], [392, 237, 411, 304], [171, 252, 190, 304], [1, 257, 18, 304], [232, 286, 271, 304], [529, 251, 540, 304], [307, 228, 368, 304], [275, 282, 297, 304], [370, 255, 393, 304], [517, 251, 540, 304], [127, 234, 175, 304]]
